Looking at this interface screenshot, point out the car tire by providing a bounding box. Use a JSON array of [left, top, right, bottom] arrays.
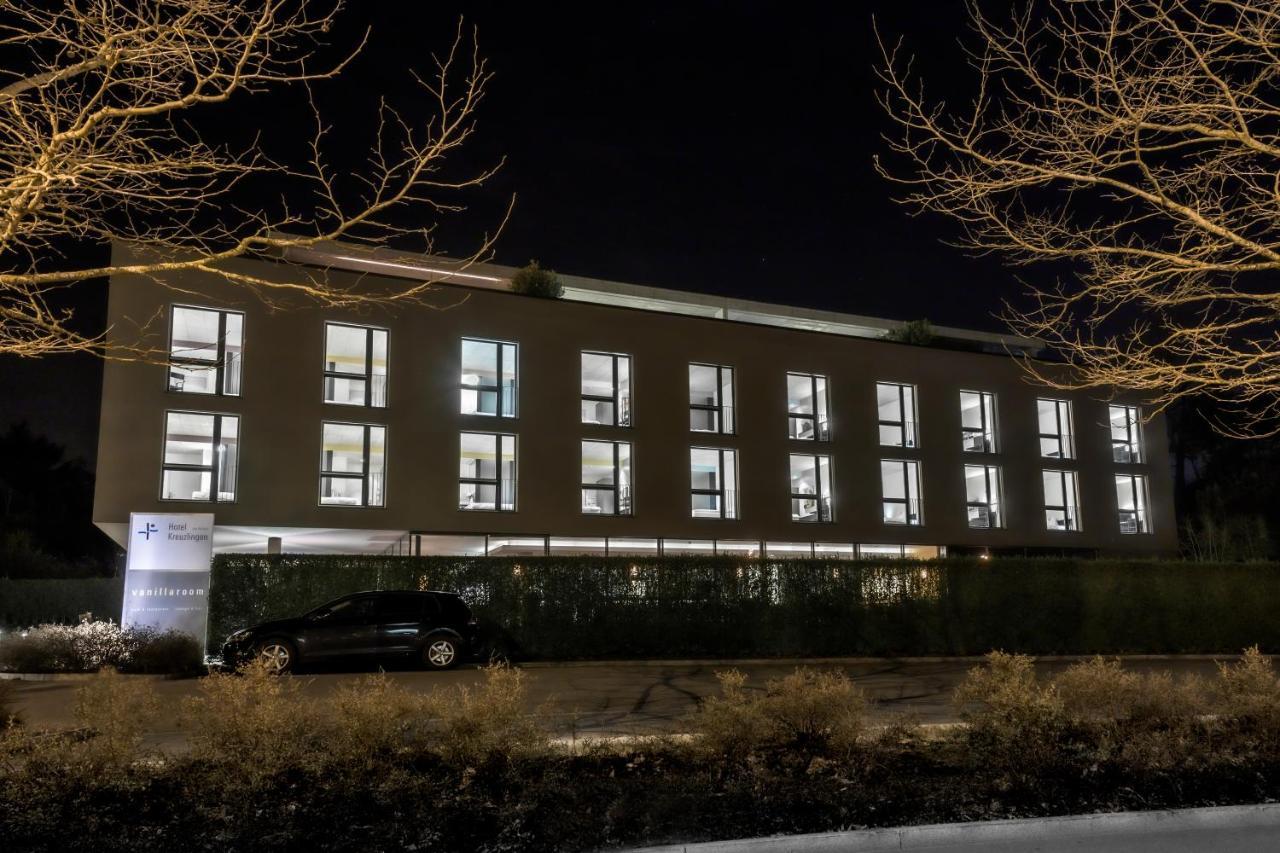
[[422, 636, 459, 670], [254, 638, 296, 674]]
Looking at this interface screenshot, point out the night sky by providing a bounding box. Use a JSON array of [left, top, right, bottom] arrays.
[[0, 2, 1023, 464]]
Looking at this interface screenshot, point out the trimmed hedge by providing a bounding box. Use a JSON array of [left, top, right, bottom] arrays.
[[209, 555, 1280, 658], [0, 576, 124, 630]]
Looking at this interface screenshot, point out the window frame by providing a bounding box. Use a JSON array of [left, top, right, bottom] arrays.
[[159, 410, 240, 503], [1115, 473, 1151, 534], [964, 463, 1004, 529], [318, 421, 387, 508], [1043, 469, 1082, 532], [166, 304, 244, 397], [1037, 398, 1074, 460], [689, 363, 735, 435], [460, 338, 519, 419], [1109, 404, 1143, 463], [458, 431, 518, 512], [580, 351, 632, 427], [580, 439, 633, 516], [876, 381, 918, 448], [960, 390, 998, 453], [689, 446, 738, 519], [786, 372, 831, 441], [881, 458, 924, 526], [322, 322, 389, 408], [790, 453, 835, 522]]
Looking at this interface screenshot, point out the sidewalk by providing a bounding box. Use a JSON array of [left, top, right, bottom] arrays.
[[626, 804, 1280, 852]]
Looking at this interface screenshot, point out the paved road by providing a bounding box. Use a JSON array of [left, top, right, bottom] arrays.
[[4, 657, 1237, 750]]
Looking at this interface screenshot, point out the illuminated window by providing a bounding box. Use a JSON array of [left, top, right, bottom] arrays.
[[167, 305, 243, 396], [876, 382, 918, 447], [161, 411, 239, 502], [790, 454, 834, 522], [459, 432, 516, 511], [960, 390, 998, 452], [581, 352, 632, 426], [323, 323, 388, 407], [881, 459, 923, 525], [1037, 399, 1074, 459], [690, 447, 738, 518], [1116, 474, 1150, 534], [319, 422, 385, 507], [1043, 469, 1081, 531], [787, 373, 830, 440], [689, 363, 735, 434], [582, 440, 632, 515], [964, 464, 1003, 529], [1110, 405, 1142, 463], [461, 339, 518, 417]]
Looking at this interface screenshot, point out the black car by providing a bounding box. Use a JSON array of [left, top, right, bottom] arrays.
[[220, 590, 480, 673]]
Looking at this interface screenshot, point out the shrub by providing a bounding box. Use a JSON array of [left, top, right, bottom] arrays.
[[70, 668, 160, 770], [0, 679, 17, 728], [952, 652, 1065, 778], [422, 663, 548, 766], [510, 260, 563, 298], [0, 576, 124, 629], [1053, 656, 1206, 728], [694, 667, 865, 765], [327, 672, 425, 765], [0, 621, 202, 675], [1216, 646, 1280, 751]]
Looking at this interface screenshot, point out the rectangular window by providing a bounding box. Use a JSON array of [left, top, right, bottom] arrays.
[[459, 432, 517, 511], [787, 373, 830, 440], [581, 440, 633, 515], [790, 453, 834, 522], [319, 422, 386, 507], [960, 391, 998, 452], [964, 464, 1003, 529], [876, 382, 918, 447], [1037, 398, 1074, 459], [689, 363, 735, 434], [1110, 404, 1143, 463], [167, 306, 243, 396], [581, 352, 632, 426], [881, 459, 923, 525], [690, 447, 738, 518], [460, 339, 518, 417], [161, 411, 239, 502], [1043, 469, 1081, 531], [323, 323, 388, 407], [1116, 474, 1150, 534]]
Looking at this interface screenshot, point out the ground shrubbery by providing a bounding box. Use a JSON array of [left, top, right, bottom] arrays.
[[0, 621, 203, 675], [3, 654, 1280, 852]]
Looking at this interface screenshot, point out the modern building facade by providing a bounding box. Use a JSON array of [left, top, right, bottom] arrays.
[[93, 240, 1177, 559]]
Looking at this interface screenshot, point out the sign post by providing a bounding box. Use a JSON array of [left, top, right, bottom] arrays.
[[122, 512, 215, 652]]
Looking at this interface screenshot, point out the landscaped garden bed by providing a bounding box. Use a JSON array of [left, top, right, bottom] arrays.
[[3, 651, 1280, 851]]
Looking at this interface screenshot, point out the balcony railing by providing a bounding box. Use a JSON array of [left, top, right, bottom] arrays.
[[1119, 509, 1148, 534], [882, 498, 923, 526]]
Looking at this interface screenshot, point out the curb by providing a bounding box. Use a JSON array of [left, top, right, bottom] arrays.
[[622, 803, 1280, 852], [519, 653, 1255, 669]]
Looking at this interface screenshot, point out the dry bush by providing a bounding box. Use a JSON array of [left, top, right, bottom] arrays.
[[0, 622, 202, 675], [69, 668, 160, 770], [420, 664, 548, 767], [1054, 657, 1206, 728], [326, 672, 426, 766], [693, 667, 866, 764], [183, 661, 320, 780], [1216, 647, 1280, 745], [952, 652, 1064, 776]]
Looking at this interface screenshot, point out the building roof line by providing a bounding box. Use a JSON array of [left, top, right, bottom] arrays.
[[276, 240, 1043, 355]]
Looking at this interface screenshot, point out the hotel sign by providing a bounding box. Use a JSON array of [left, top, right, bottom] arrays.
[[122, 512, 214, 650]]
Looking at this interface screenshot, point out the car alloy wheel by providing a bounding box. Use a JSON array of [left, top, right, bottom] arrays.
[[425, 638, 457, 669], [256, 641, 293, 674]]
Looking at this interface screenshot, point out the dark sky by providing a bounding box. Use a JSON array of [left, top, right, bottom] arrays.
[[0, 1, 1023, 464]]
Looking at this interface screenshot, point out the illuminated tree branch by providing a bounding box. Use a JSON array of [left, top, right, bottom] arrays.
[[0, 0, 505, 359], [878, 0, 1280, 436]]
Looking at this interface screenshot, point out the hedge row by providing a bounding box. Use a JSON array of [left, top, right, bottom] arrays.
[[0, 576, 124, 630], [209, 555, 1280, 658]]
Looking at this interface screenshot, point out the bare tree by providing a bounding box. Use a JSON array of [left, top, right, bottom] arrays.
[[0, 0, 503, 359], [878, 0, 1280, 435]]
